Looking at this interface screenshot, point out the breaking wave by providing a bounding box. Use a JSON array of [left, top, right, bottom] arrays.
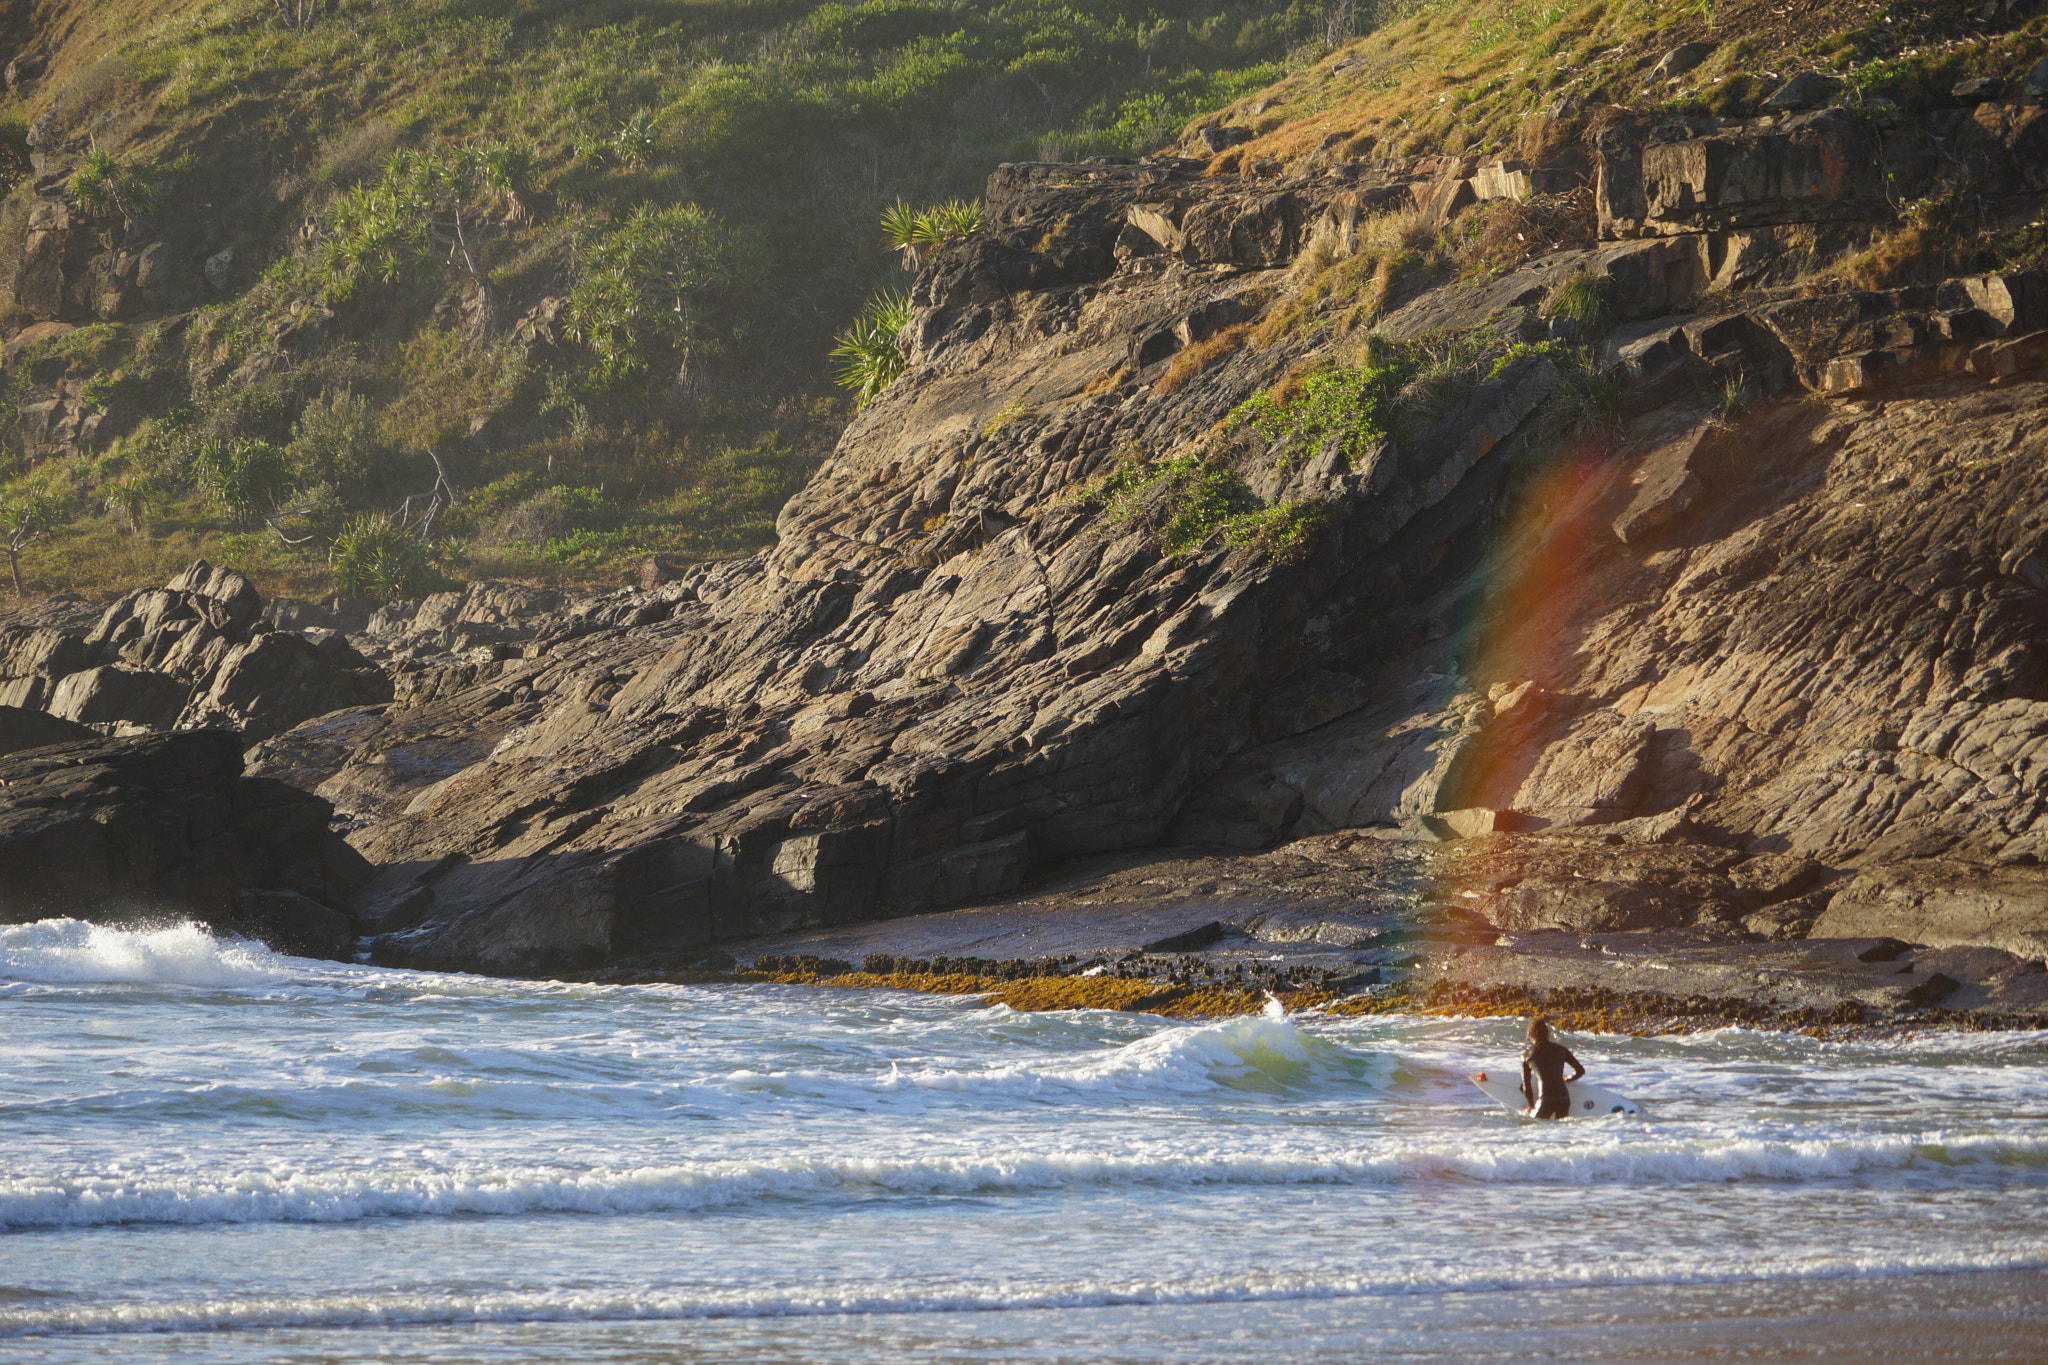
[[0, 919, 291, 989], [7, 1248, 2048, 1339], [7, 1129, 2044, 1231]]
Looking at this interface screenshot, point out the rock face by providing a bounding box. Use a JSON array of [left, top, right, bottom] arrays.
[[0, 703, 93, 757], [51, 101, 2048, 977], [0, 561, 392, 741], [8, 193, 179, 323], [0, 729, 366, 959], [1814, 862, 2048, 961], [171, 121, 2029, 976]]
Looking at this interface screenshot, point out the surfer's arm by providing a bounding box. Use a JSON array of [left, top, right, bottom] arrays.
[[1519, 1059, 1534, 1103], [1563, 1049, 1585, 1082]]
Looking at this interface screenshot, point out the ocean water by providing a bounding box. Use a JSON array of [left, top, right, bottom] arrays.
[[2, 917, 2046, 1363]]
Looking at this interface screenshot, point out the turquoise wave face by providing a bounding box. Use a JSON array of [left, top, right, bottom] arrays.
[[3, 919, 2047, 1362]]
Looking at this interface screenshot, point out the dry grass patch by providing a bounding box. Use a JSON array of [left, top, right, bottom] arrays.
[[1153, 322, 1252, 394], [1255, 205, 1451, 346]]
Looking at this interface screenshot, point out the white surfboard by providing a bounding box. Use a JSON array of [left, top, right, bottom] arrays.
[[1468, 1070, 1641, 1118]]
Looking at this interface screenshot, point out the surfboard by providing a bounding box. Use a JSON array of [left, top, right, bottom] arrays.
[[1468, 1070, 1642, 1118]]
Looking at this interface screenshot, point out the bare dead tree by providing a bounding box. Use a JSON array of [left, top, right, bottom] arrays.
[[5, 500, 50, 598], [396, 450, 460, 543], [262, 508, 323, 547], [1020, 71, 1065, 124], [272, 0, 322, 30], [431, 207, 499, 338], [1324, 0, 1355, 48]]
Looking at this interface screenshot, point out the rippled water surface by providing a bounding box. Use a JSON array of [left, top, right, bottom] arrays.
[[3, 918, 2046, 1362]]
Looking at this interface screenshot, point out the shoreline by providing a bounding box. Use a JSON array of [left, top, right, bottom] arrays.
[[572, 962, 2048, 1040], [542, 838, 2048, 1039]]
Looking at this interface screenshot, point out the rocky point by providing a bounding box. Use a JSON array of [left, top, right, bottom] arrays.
[[3, 93, 2047, 1028]]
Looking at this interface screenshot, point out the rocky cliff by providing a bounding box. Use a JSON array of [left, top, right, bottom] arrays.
[[5, 88, 2048, 995], [238, 100, 2048, 977]]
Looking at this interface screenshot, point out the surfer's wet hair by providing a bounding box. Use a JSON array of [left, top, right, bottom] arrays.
[[1526, 1017, 1552, 1043]]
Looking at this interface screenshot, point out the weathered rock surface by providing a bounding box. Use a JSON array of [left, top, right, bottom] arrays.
[[724, 833, 2048, 1025], [0, 702, 93, 757], [0, 560, 392, 741], [69, 111, 2048, 987], [0, 730, 368, 958], [1813, 860, 2048, 961]]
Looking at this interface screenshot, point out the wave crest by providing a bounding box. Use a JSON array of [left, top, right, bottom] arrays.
[[0, 919, 290, 988], [7, 1129, 2044, 1231]]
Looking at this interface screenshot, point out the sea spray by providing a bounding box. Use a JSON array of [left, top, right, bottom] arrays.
[[0, 918, 288, 988]]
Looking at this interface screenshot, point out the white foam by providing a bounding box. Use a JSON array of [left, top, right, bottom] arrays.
[[0, 919, 289, 989], [761, 1012, 1367, 1105], [7, 1127, 2044, 1231], [7, 1248, 2048, 1339]]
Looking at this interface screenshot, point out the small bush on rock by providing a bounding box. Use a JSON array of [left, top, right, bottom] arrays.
[[880, 197, 985, 268], [1544, 267, 1610, 331], [1232, 352, 1413, 465], [66, 145, 159, 221], [830, 287, 913, 407], [1081, 451, 1328, 562]]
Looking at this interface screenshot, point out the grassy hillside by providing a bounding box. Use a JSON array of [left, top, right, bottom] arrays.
[[1190, 0, 2040, 164], [0, 0, 2040, 603], [0, 0, 1327, 598]]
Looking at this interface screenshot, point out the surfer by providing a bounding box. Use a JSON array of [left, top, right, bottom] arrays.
[[1519, 1017, 1585, 1120]]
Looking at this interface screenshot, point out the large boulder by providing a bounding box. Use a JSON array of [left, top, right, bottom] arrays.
[[0, 730, 363, 959], [47, 665, 189, 729], [1813, 861, 2048, 961], [0, 607, 94, 709], [0, 560, 393, 740]]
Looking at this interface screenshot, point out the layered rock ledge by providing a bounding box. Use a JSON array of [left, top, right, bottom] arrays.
[[2, 100, 2047, 1028]]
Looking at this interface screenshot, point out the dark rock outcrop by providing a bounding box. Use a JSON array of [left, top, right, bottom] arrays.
[[0, 703, 93, 757], [0, 561, 392, 741], [0, 729, 367, 958]]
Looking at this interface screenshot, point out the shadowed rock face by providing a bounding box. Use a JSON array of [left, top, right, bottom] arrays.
[[0, 729, 369, 959], [0, 562, 393, 743], [207, 119, 2048, 974]]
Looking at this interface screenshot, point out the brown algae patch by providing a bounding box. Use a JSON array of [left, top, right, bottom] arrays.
[[576, 964, 2048, 1040], [741, 969, 1342, 1019]]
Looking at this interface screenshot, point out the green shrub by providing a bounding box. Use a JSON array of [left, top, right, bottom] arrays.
[[0, 113, 30, 188], [191, 439, 293, 529], [811, 0, 957, 53], [565, 203, 747, 386], [1232, 358, 1412, 466], [286, 389, 385, 495], [609, 110, 664, 166], [329, 514, 447, 597], [547, 484, 619, 530], [1150, 455, 1258, 554], [319, 143, 533, 302], [104, 477, 155, 535], [538, 527, 645, 566], [830, 287, 914, 406], [1226, 499, 1328, 562], [1080, 451, 1327, 561]]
